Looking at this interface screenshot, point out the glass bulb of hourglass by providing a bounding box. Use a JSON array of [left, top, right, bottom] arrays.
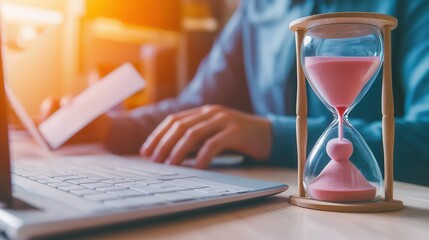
[[305, 56, 380, 139], [302, 24, 384, 202]]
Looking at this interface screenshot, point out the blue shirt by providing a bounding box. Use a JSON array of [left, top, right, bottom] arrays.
[[108, 0, 429, 186]]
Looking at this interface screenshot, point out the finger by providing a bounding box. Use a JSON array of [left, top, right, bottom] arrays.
[[60, 94, 74, 107], [150, 111, 221, 163], [38, 96, 60, 123], [167, 113, 229, 166], [141, 105, 225, 156], [194, 127, 234, 169], [140, 108, 197, 156]]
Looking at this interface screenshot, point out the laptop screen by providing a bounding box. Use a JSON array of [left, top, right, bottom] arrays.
[[0, 26, 12, 205]]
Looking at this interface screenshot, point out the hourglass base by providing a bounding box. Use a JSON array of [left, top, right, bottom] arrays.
[[289, 196, 403, 212]]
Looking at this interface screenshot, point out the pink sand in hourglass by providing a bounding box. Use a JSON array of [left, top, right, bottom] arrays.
[[305, 57, 380, 202], [305, 56, 380, 108], [307, 139, 376, 202]]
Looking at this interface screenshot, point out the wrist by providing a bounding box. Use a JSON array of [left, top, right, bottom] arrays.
[[94, 114, 111, 143], [245, 116, 272, 162]]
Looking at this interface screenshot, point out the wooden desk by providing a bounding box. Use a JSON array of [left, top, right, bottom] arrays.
[[9, 132, 429, 240]]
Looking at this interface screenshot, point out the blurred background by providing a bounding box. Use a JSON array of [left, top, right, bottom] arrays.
[[1, 0, 239, 120]]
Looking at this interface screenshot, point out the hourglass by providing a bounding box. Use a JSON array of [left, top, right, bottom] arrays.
[[289, 13, 403, 212]]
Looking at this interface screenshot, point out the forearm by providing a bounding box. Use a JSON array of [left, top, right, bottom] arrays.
[[354, 119, 429, 186]]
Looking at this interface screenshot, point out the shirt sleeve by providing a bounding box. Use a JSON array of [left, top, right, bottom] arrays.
[[267, 1, 429, 186], [364, 1, 429, 186], [106, 3, 252, 154], [267, 114, 328, 168]]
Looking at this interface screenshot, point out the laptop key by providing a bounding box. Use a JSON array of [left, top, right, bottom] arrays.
[[110, 189, 146, 198], [17, 172, 42, 177], [67, 179, 98, 185], [55, 175, 86, 181], [81, 183, 112, 189], [43, 171, 72, 177], [36, 178, 62, 184], [59, 185, 87, 191], [155, 171, 178, 176], [104, 172, 143, 178], [97, 186, 127, 192], [125, 177, 150, 181], [101, 179, 131, 184], [85, 173, 118, 181], [29, 175, 50, 180], [196, 188, 229, 194], [148, 183, 175, 188], [168, 180, 209, 189], [155, 175, 195, 181], [130, 185, 188, 194], [70, 189, 101, 196], [104, 196, 166, 208], [179, 190, 223, 198], [114, 167, 155, 177], [185, 178, 253, 193], [50, 174, 76, 178], [155, 192, 196, 202], [47, 182, 73, 188], [84, 193, 119, 202], [116, 179, 163, 187]]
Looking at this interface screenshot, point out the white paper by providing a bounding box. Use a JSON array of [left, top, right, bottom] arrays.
[[39, 63, 145, 149]]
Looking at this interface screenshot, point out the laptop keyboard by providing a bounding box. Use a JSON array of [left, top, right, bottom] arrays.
[[11, 160, 254, 210]]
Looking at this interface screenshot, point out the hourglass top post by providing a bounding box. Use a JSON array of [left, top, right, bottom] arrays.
[[289, 12, 397, 32]]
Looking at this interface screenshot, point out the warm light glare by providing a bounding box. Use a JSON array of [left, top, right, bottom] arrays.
[[3, 0, 214, 116], [1, 4, 63, 26], [17, 26, 37, 48]]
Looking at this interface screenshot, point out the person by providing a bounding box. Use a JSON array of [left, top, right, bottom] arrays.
[[39, 0, 429, 186]]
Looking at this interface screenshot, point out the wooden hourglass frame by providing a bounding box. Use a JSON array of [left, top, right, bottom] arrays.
[[289, 12, 403, 212]]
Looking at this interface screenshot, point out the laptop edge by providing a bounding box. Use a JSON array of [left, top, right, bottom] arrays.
[[0, 23, 12, 207]]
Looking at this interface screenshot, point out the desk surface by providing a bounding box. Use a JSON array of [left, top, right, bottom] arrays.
[[9, 132, 429, 240]]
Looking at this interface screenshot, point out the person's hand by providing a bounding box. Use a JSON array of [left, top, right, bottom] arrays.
[[140, 105, 272, 169], [37, 96, 110, 144]]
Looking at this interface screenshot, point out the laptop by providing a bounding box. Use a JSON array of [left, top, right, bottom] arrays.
[[0, 21, 288, 240]]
